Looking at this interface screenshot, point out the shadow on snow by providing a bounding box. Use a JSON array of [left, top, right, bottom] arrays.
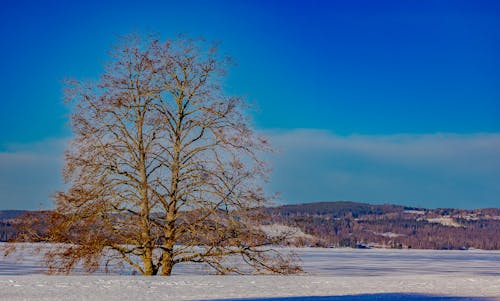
[[200, 293, 497, 301]]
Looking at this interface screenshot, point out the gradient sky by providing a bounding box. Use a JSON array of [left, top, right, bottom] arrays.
[[0, 1, 499, 209]]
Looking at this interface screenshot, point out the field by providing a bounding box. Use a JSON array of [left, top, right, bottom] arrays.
[[1, 244, 499, 300]]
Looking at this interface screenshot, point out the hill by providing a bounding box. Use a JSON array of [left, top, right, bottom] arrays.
[[0, 210, 28, 220], [267, 202, 500, 250], [0, 210, 27, 241], [2, 203, 499, 250]]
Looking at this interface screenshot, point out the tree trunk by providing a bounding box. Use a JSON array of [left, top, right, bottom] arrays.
[[138, 109, 156, 276], [142, 248, 156, 275], [160, 249, 174, 275], [160, 198, 177, 276]]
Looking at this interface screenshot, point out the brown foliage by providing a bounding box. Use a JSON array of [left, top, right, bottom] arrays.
[[8, 35, 301, 276]]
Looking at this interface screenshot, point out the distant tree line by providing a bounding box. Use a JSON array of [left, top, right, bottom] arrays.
[[266, 202, 500, 250], [0, 221, 17, 241], [0, 211, 25, 242], [2, 202, 499, 250]]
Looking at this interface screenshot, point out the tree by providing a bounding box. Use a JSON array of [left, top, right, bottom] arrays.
[[15, 35, 300, 276]]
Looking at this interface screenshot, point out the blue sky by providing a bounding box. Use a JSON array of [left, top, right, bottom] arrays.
[[0, 1, 499, 209]]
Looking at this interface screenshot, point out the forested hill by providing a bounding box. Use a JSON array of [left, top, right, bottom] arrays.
[[267, 201, 500, 250], [0, 210, 27, 220], [2, 202, 499, 250], [268, 201, 404, 218], [0, 210, 26, 241]]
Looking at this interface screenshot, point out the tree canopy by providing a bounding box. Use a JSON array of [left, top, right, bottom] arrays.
[[14, 35, 300, 276]]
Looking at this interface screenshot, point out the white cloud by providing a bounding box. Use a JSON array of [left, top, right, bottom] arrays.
[[265, 130, 500, 209], [0, 138, 68, 210], [1, 131, 499, 210]]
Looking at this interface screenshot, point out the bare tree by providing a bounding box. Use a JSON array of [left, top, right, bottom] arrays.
[[13, 35, 300, 276]]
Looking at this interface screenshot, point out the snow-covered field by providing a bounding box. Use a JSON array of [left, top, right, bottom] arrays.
[[1, 243, 499, 300]]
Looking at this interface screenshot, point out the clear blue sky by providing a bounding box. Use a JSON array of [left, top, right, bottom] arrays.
[[0, 1, 499, 209]]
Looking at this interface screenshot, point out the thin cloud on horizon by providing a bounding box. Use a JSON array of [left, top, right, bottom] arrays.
[[1, 132, 498, 210], [266, 130, 500, 209]]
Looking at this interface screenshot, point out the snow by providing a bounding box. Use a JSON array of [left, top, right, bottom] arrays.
[[260, 224, 315, 241], [1, 275, 498, 301], [1, 243, 499, 300], [425, 217, 463, 227], [372, 231, 406, 238], [404, 210, 426, 215]]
